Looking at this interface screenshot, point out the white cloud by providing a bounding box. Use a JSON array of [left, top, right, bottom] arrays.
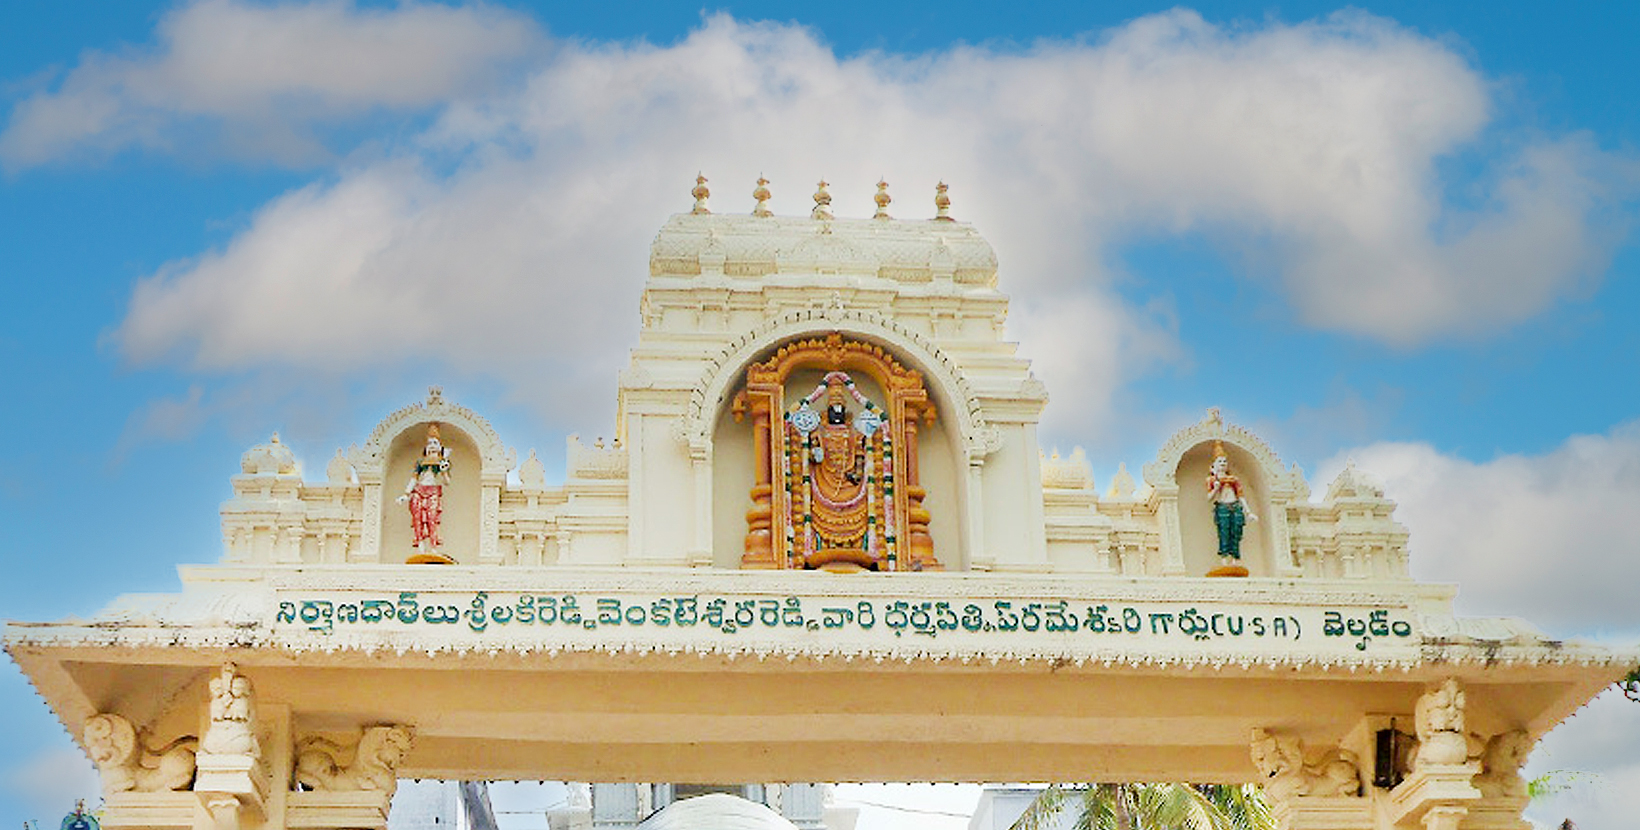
[[1523, 688, 1640, 830], [1317, 421, 1640, 636], [0, 0, 540, 167], [98, 10, 1636, 440]]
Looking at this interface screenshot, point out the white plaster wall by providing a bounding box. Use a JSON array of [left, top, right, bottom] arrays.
[[635, 411, 694, 565], [380, 424, 481, 564], [712, 402, 756, 568], [982, 424, 1049, 569], [917, 423, 961, 570]]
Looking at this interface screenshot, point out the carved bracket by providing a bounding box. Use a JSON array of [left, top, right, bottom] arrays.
[[83, 713, 197, 796], [1250, 728, 1363, 803], [294, 725, 415, 798]]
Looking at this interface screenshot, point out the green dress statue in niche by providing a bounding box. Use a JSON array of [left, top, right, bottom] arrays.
[[1206, 441, 1257, 570]]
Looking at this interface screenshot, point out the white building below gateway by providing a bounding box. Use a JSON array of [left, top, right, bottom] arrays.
[[6, 179, 1629, 830]]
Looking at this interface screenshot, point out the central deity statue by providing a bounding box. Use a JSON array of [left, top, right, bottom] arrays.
[[785, 372, 892, 568], [734, 333, 940, 572]]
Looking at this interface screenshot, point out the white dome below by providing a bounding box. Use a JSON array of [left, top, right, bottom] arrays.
[[637, 794, 800, 830]]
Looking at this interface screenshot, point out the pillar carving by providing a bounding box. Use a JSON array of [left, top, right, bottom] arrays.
[[1474, 729, 1531, 799], [84, 714, 197, 796], [195, 663, 268, 830], [1250, 728, 1370, 830], [736, 394, 776, 568], [1387, 680, 1483, 830], [1251, 728, 1364, 802], [288, 725, 414, 830], [293, 726, 414, 795]]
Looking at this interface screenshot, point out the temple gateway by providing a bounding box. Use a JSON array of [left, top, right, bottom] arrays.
[[6, 178, 1628, 830]]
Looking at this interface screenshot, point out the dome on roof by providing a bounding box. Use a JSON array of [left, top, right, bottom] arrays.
[[637, 794, 799, 830], [241, 433, 297, 475]]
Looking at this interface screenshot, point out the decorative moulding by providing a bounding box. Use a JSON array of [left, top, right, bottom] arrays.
[[681, 306, 996, 457], [348, 387, 515, 480]]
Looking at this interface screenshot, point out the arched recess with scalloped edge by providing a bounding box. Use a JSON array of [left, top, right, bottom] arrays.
[[693, 310, 981, 570], [349, 389, 515, 564]]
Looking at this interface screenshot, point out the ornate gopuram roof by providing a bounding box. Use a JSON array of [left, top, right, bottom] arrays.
[[6, 179, 1632, 830]]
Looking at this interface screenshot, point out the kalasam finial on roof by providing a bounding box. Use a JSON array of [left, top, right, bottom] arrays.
[[691, 174, 711, 215], [752, 176, 772, 217], [873, 179, 892, 220], [812, 179, 833, 220], [935, 181, 953, 221]]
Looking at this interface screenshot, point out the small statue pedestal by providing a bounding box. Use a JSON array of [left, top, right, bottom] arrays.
[[1387, 763, 1481, 829], [99, 792, 201, 830], [406, 551, 455, 565], [193, 753, 269, 830], [1462, 796, 1532, 830], [1268, 796, 1372, 830], [287, 791, 394, 830], [1206, 564, 1249, 577]]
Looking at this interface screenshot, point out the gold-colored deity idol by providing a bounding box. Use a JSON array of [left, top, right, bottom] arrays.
[[734, 334, 939, 572]]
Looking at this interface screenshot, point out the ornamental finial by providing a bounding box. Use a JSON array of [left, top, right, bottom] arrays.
[[873, 179, 892, 219], [428, 386, 444, 406], [812, 179, 833, 220], [934, 181, 953, 221], [752, 175, 772, 217], [691, 174, 711, 215]]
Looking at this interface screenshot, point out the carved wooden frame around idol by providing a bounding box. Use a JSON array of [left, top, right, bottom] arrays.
[[733, 333, 940, 571]]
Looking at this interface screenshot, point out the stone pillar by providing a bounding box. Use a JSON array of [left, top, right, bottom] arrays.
[[688, 434, 714, 565], [1385, 680, 1483, 830], [1155, 483, 1187, 575], [902, 413, 937, 571], [964, 455, 989, 570], [741, 397, 777, 568], [358, 474, 383, 562]]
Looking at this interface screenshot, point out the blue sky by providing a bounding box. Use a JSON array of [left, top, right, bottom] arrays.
[[3, 1, 1640, 827]]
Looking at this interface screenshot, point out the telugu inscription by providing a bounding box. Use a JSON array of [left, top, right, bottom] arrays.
[[275, 591, 1416, 652]]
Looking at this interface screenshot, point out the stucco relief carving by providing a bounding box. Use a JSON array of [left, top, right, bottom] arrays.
[[201, 662, 259, 758], [294, 725, 414, 796], [648, 212, 999, 283], [734, 335, 940, 571], [1473, 729, 1532, 797], [1143, 409, 1300, 493], [1414, 679, 1469, 768], [349, 386, 514, 478], [83, 713, 197, 795], [683, 308, 991, 457], [1249, 728, 1362, 800]]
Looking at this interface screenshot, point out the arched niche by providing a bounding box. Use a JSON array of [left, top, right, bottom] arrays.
[[348, 389, 514, 564], [1142, 410, 1302, 577], [1175, 441, 1274, 576], [685, 307, 993, 464], [379, 423, 482, 564], [712, 333, 961, 571]]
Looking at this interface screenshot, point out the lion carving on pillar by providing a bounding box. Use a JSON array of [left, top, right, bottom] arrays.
[[294, 726, 414, 796]]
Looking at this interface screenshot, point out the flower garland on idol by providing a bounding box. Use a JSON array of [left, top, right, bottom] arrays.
[[781, 371, 898, 569]]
